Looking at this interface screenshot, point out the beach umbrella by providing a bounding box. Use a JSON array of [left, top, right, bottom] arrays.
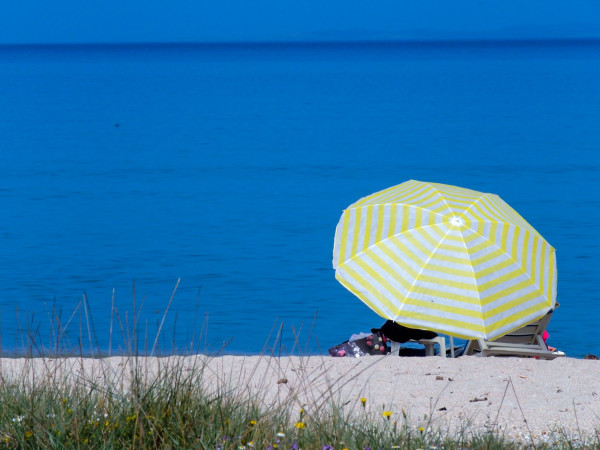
[[332, 180, 556, 340]]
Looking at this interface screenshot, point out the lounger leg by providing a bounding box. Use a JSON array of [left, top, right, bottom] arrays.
[[437, 337, 446, 358], [423, 343, 435, 356]]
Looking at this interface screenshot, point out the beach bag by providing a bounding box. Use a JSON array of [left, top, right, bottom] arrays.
[[328, 331, 389, 357]]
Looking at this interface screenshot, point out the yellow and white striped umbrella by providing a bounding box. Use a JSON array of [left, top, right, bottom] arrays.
[[333, 180, 557, 340]]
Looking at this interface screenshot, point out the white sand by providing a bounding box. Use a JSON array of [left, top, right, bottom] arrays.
[[2, 355, 599, 445]]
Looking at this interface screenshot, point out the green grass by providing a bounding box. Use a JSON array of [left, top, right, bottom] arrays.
[[1, 281, 598, 449], [2, 354, 598, 449]]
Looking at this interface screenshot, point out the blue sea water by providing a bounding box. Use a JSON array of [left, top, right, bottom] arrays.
[[0, 40, 599, 357]]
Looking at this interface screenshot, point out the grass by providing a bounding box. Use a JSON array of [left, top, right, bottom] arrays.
[[0, 357, 522, 449], [0, 281, 599, 449]]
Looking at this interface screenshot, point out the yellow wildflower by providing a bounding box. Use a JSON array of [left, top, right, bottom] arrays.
[[382, 411, 392, 418], [295, 421, 306, 429]]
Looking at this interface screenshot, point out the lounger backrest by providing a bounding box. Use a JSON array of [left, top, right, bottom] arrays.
[[492, 310, 553, 345], [463, 307, 563, 358]]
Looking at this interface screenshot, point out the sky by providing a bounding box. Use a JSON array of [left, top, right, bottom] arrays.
[[1, 0, 600, 44]]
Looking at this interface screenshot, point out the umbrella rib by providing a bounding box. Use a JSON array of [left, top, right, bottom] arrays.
[[336, 204, 448, 267], [428, 185, 550, 302], [340, 219, 446, 267], [461, 194, 541, 236], [428, 182, 474, 217], [395, 182, 480, 321], [455, 229, 487, 335], [401, 225, 454, 317], [460, 192, 492, 219], [465, 224, 550, 301], [351, 203, 447, 219]]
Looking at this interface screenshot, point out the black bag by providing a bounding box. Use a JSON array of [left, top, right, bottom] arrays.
[[371, 320, 437, 343], [328, 331, 389, 357]]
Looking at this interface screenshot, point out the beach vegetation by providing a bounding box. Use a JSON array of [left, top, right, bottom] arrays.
[[0, 283, 598, 449]]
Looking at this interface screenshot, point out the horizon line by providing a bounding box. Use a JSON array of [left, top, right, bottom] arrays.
[[1, 37, 600, 48]]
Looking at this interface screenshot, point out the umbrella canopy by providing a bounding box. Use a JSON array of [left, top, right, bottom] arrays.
[[332, 180, 556, 340]]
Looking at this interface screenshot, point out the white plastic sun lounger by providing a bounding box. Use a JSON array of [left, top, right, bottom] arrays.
[[464, 309, 565, 360]]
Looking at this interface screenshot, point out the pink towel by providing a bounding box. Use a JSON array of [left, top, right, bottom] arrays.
[[542, 330, 549, 342]]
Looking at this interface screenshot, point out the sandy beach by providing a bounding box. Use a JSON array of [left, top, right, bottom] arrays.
[[2, 354, 599, 445]]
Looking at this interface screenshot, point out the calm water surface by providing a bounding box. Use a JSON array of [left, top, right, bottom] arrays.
[[0, 41, 599, 357]]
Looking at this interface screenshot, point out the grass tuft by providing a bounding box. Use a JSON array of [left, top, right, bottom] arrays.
[[1, 282, 599, 448]]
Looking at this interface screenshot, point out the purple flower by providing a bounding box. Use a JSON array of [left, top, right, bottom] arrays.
[[323, 446, 334, 450], [290, 440, 299, 450]]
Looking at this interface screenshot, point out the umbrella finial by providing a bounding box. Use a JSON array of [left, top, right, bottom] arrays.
[[449, 216, 464, 227]]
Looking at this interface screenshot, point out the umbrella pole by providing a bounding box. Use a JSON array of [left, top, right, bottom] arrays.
[[450, 336, 455, 358]]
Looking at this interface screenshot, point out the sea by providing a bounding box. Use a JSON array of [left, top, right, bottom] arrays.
[[0, 40, 599, 358]]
